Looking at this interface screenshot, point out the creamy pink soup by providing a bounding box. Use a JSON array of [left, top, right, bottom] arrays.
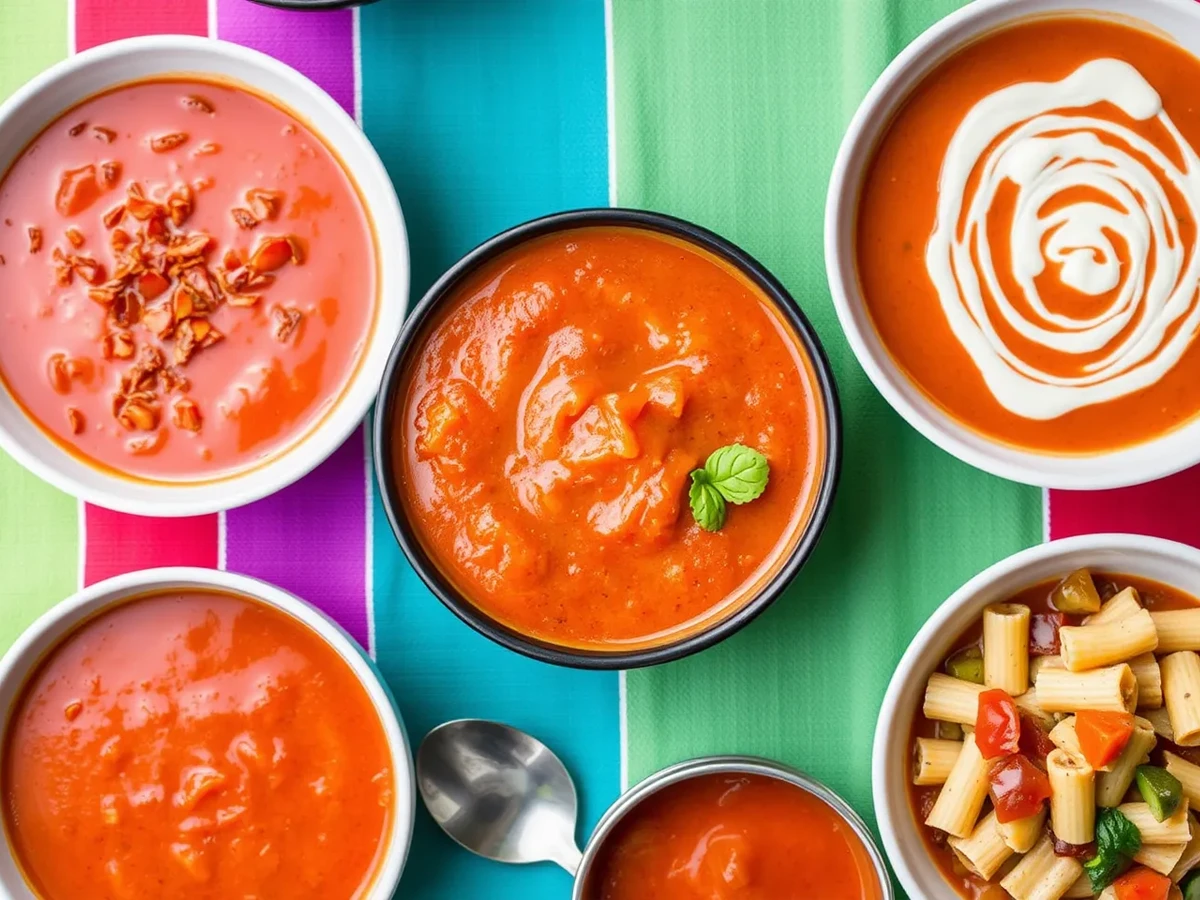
[[0, 78, 375, 479]]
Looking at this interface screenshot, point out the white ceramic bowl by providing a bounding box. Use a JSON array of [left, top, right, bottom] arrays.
[[0, 566, 415, 898], [825, 0, 1200, 490], [0, 36, 409, 515], [873, 533, 1200, 899]]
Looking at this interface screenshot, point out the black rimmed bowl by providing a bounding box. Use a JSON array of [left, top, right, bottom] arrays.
[[372, 208, 842, 668]]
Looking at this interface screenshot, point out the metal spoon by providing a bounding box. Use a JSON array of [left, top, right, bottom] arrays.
[[417, 719, 584, 875]]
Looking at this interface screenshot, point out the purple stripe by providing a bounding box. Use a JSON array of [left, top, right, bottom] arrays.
[[216, 0, 356, 115], [217, 0, 367, 649], [225, 430, 370, 649]]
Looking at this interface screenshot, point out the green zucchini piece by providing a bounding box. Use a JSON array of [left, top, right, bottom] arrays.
[[1136, 765, 1184, 823], [945, 646, 984, 684]]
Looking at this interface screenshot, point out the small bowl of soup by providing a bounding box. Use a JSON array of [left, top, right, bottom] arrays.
[[575, 755, 890, 900], [373, 208, 841, 667], [826, 0, 1200, 489], [874, 533, 1200, 899], [0, 35, 407, 515], [0, 567, 415, 899]]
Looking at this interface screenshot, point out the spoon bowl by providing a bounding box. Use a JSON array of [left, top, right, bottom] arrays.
[[417, 719, 584, 874]]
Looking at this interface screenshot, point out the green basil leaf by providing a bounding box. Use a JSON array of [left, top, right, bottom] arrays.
[[689, 469, 726, 532], [1083, 848, 1130, 894], [1095, 806, 1142, 858], [704, 444, 769, 505]]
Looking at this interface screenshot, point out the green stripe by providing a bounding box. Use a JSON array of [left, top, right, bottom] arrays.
[[0, 0, 77, 654], [613, 0, 1041, 888]]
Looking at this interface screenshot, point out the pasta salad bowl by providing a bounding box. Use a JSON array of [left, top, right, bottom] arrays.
[[874, 534, 1200, 900]]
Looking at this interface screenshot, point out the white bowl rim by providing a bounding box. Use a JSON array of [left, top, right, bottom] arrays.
[[0, 34, 409, 516], [872, 532, 1200, 900], [824, 0, 1200, 491], [0, 566, 415, 898]]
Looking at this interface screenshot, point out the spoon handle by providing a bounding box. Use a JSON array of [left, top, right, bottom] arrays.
[[547, 839, 584, 876]]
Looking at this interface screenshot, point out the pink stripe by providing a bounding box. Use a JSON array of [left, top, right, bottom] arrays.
[[216, 2, 368, 648], [84, 508, 219, 585], [1049, 466, 1200, 545], [76, 0, 219, 584], [215, 0, 356, 114], [76, 0, 207, 50]]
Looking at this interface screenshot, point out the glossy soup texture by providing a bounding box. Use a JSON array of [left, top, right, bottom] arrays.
[[584, 772, 883, 900], [908, 573, 1200, 900], [396, 227, 825, 648], [2, 592, 393, 899], [858, 17, 1200, 453], [0, 78, 375, 479]]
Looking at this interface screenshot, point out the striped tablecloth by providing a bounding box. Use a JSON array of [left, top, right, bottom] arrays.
[[1, 1, 1196, 897]]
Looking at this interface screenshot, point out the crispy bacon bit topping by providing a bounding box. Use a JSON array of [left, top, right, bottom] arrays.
[[167, 185, 194, 228], [231, 208, 258, 230], [68, 122, 88, 137], [117, 398, 158, 431], [47, 354, 69, 394], [66, 408, 85, 434], [172, 398, 202, 431], [245, 189, 283, 222], [65, 357, 94, 385], [103, 206, 126, 230], [28, 226, 42, 253], [103, 331, 134, 360], [125, 430, 166, 456], [52, 248, 73, 286], [98, 160, 122, 191], [66, 227, 85, 249], [248, 236, 294, 273], [181, 95, 215, 114], [92, 126, 116, 144], [56, 166, 102, 217], [149, 132, 188, 153], [271, 306, 303, 344]]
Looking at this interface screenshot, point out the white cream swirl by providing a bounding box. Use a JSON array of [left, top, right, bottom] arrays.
[[927, 58, 1200, 420]]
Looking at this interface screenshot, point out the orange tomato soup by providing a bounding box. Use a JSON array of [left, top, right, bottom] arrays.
[[395, 226, 827, 648], [0, 78, 375, 479], [858, 17, 1200, 453], [908, 573, 1200, 899], [584, 772, 883, 900], [2, 591, 393, 899]]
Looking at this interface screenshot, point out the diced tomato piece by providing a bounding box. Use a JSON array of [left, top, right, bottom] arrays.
[[1029, 612, 1066, 656], [976, 689, 1021, 758], [1076, 710, 1135, 770], [988, 754, 1051, 824], [1112, 866, 1172, 900], [1017, 712, 1057, 761]]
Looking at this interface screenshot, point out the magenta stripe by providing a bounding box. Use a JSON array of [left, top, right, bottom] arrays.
[[216, 0, 356, 115], [224, 432, 369, 648], [217, 0, 367, 649]]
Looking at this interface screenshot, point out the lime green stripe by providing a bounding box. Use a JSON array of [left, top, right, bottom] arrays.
[[613, 0, 1042, 874], [0, 0, 77, 654]]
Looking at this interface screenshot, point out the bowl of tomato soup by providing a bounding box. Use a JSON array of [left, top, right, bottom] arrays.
[[827, 0, 1200, 489], [374, 209, 840, 667], [575, 756, 890, 900], [0, 36, 407, 515], [874, 534, 1200, 899], [0, 568, 414, 900]]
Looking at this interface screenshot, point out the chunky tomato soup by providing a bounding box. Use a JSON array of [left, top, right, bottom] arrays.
[[584, 772, 883, 900], [0, 78, 375, 479], [858, 17, 1200, 453], [1, 591, 393, 899], [396, 227, 826, 648], [909, 573, 1200, 900]]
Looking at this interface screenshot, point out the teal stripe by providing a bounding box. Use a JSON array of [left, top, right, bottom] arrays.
[[360, 3, 616, 897]]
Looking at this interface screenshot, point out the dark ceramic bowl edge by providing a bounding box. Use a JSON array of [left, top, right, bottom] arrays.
[[372, 208, 843, 669]]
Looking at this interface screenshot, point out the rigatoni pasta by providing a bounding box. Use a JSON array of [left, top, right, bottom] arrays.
[[924, 733, 990, 838], [948, 810, 1013, 880], [1116, 801, 1193, 844], [1000, 833, 1083, 900], [1095, 716, 1156, 808], [1152, 608, 1200, 653], [1164, 751, 1200, 810], [912, 738, 962, 786], [1132, 840, 1188, 875], [1048, 749, 1096, 844], [1163, 651, 1200, 746], [923, 673, 986, 725], [1085, 586, 1142, 627], [1037, 663, 1138, 714], [1129, 652, 1164, 709], [1058, 607, 1158, 672], [998, 806, 1046, 854], [983, 602, 1030, 694]]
